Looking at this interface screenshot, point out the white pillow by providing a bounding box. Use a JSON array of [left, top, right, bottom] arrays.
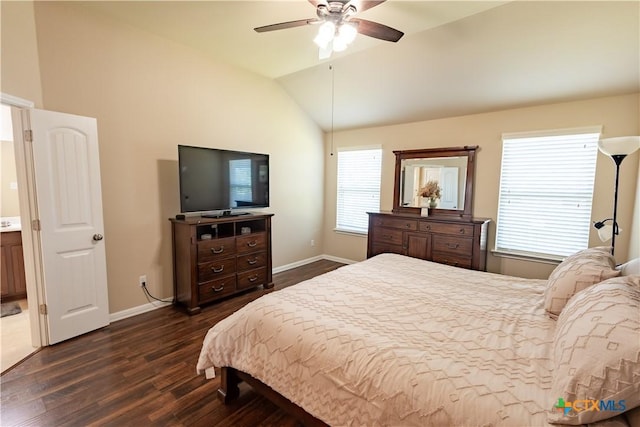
[[617, 258, 640, 277]]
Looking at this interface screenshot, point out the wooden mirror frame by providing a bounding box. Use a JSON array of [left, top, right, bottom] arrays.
[[392, 146, 478, 220]]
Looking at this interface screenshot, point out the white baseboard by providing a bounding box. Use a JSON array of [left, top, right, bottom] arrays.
[[272, 254, 357, 274], [110, 254, 358, 322], [321, 254, 358, 265], [272, 255, 323, 274], [110, 301, 172, 322]]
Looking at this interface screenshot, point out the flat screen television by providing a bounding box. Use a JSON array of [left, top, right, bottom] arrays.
[[178, 145, 269, 216]]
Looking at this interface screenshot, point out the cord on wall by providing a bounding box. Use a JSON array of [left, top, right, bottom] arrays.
[[141, 283, 174, 305]]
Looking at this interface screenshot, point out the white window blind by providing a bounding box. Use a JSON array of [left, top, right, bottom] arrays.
[[336, 148, 382, 234], [229, 159, 252, 207], [495, 130, 599, 258]]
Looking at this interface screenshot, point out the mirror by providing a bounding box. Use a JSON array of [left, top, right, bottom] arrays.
[[392, 146, 478, 220]]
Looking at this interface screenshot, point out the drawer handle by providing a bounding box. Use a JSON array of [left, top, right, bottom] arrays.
[[247, 241, 257, 248], [446, 243, 460, 249], [212, 285, 224, 292], [424, 225, 431, 230], [405, 223, 411, 228], [211, 246, 224, 254], [247, 257, 258, 265], [211, 265, 224, 273], [459, 228, 465, 234], [383, 234, 393, 240], [248, 275, 258, 282]]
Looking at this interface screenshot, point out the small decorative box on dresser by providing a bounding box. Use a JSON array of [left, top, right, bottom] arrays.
[[170, 213, 274, 314], [367, 212, 490, 271]]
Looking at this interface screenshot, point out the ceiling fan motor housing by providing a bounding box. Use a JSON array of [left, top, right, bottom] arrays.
[[317, 2, 357, 22]]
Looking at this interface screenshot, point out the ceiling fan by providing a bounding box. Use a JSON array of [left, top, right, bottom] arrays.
[[254, 0, 404, 59]]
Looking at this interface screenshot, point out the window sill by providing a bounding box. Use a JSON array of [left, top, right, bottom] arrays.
[[491, 249, 563, 265], [334, 228, 368, 237]]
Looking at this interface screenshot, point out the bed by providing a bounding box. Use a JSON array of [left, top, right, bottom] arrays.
[[197, 251, 640, 426]]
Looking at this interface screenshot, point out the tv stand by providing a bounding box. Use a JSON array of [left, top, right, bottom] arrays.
[[170, 213, 274, 314]]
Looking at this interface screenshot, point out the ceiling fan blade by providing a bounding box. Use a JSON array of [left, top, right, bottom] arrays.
[[351, 18, 404, 42], [254, 19, 319, 33], [350, 1, 386, 13]]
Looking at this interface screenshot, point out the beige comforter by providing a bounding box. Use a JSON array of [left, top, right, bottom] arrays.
[[197, 253, 560, 426]]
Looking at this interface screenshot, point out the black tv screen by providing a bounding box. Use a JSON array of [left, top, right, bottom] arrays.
[[178, 145, 269, 214]]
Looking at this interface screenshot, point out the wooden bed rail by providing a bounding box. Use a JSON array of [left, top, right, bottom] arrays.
[[218, 366, 329, 427]]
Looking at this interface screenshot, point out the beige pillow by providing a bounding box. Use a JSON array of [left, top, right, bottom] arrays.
[[617, 258, 640, 277], [544, 247, 619, 316], [548, 276, 640, 425]]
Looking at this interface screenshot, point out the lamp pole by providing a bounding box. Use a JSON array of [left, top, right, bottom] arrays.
[[610, 154, 625, 256]]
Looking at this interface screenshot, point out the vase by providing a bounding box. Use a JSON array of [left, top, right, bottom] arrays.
[[429, 199, 437, 208]]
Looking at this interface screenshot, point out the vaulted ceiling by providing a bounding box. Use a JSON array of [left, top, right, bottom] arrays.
[[80, 1, 639, 132]]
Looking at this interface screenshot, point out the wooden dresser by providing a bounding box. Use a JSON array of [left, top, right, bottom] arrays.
[[170, 213, 273, 314], [367, 212, 490, 271]]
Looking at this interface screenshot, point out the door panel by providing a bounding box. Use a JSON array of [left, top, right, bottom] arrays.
[[439, 167, 459, 209], [406, 233, 430, 260], [28, 109, 109, 344]]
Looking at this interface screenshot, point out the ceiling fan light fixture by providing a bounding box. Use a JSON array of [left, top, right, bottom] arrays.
[[338, 22, 357, 44], [332, 37, 348, 52], [314, 21, 336, 49]]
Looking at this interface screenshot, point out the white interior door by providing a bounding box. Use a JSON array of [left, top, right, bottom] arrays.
[[26, 109, 109, 344], [439, 167, 459, 209]]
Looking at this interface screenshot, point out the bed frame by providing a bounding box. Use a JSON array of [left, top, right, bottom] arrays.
[[219, 366, 328, 427]]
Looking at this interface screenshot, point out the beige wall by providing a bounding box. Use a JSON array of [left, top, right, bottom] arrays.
[[1, 140, 20, 217], [0, 1, 43, 107], [323, 94, 640, 277], [31, 3, 325, 313]]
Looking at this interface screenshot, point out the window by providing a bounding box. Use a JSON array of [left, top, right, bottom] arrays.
[[336, 147, 382, 234], [495, 128, 600, 259], [229, 159, 251, 207]]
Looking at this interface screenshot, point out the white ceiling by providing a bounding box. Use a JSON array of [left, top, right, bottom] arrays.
[[80, 1, 639, 132]]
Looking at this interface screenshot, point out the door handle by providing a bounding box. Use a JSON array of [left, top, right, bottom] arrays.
[[92, 234, 104, 241]]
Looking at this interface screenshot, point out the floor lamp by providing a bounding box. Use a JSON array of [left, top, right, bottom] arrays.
[[594, 136, 640, 256]]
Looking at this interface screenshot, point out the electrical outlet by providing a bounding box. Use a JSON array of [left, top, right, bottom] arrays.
[[310, 239, 315, 247], [139, 275, 147, 287]]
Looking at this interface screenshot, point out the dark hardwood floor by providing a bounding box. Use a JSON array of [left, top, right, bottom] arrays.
[[0, 259, 345, 427]]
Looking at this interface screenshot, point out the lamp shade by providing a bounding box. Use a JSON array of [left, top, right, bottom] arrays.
[[597, 223, 614, 242], [597, 136, 640, 156]]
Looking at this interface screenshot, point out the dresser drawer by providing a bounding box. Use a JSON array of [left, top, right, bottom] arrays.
[[237, 267, 267, 290], [237, 252, 267, 272], [431, 253, 472, 269], [420, 222, 474, 236], [236, 233, 267, 255], [372, 216, 418, 231], [198, 237, 236, 263], [373, 227, 404, 246], [198, 257, 236, 282], [198, 276, 237, 303], [432, 235, 473, 256]]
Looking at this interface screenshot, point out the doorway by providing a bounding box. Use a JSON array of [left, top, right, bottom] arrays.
[[1, 103, 38, 372]]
